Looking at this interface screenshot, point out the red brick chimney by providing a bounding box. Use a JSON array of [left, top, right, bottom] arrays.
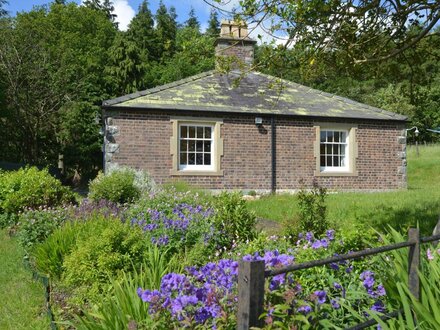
[[215, 20, 257, 69]]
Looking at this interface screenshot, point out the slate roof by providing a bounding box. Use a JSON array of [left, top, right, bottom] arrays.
[[103, 70, 407, 122]]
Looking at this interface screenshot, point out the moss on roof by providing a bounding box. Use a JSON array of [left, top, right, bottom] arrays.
[[103, 70, 407, 121]]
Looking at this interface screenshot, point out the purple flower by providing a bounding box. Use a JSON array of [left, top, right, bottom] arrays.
[[329, 262, 340, 271], [333, 282, 342, 290], [427, 248, 434, 261], [314, 290, 327, 304], [326, 229, 335, 240], [331, 299, 340, 309], [305, 232, 314, 242], [376, 284, 386, 297], [298, 305, 312, 315], [371, 300, 386, 313]]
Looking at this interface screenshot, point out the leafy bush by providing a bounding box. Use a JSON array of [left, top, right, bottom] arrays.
[[17, 207, 69, 250], [62, 217, 148, 304], [88, 169, 141, 204], [212, 192, 257, 248], [32, 221, 79, 279], [297, 182, 329, 236], [0, 167, 74, 216], [88, 166, 155, 204]]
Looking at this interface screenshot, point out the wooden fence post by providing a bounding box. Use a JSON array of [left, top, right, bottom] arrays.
[[408, 228, 420, 300], [237, 260, 265, 330]]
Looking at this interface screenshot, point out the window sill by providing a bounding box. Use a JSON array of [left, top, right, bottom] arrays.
[[170, 169, 224, 176], [314, 170, 358, 177]]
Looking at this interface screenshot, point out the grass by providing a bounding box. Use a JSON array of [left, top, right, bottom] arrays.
[[0, 229, 50, 330], [248, 144, 440, 236]]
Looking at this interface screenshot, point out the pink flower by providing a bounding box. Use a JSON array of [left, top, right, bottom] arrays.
[[427, 249, 434, 261]]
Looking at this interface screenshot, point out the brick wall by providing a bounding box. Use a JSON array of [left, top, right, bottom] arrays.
[[104, 109, 406, 192]]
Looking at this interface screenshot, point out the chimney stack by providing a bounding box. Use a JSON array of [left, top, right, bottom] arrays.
[[215, 20, 256, 69]]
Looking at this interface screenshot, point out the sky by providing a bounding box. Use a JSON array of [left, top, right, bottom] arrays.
[[6, 1, 227, 31], [5, 0, 280, 43]]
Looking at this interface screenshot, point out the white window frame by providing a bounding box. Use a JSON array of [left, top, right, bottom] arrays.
[[170, 117, 223, 176], [319, 129, 349, 173], [178, 123, 215, 171], [314, 123, 358, 176]]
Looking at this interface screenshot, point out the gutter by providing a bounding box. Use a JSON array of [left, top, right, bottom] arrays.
[[271, 116, 276, 194]]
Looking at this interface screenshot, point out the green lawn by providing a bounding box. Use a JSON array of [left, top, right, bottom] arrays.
[[0, 229, 50, 330], [248, 144, 440, 236]]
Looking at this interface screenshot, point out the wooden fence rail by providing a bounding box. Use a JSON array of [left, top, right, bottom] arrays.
[[237, 228, 440, 330]]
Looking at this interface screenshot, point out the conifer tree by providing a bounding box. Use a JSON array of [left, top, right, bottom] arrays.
[[127, 0, 155, 60], [185, 7, 200, 31], [155, 1, 177, 60], [206, 9, 220, 37]]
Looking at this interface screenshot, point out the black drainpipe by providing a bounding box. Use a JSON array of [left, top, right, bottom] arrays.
[[271, 116, 276, 194]]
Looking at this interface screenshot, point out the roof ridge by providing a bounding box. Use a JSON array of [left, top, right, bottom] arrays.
[[103, 70, 216, 106], [253, 71, 406, 120]]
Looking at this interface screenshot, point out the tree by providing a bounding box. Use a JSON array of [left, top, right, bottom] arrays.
[[155, 1, 177, 60], [0, 0, 8, 17], [127, 0, 156, 60], [209, 0, 440, 64], [185, 7, 200, 31], [0, 3, 116, 178], [83, 0, 117, 25], [206, 9, 220, 37]]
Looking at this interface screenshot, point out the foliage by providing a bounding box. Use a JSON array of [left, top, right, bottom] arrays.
[[76, 270, 157, 330], [0, 167, 74, 215], [17, 207, 69, 250], [0, 4, 116, 177], [88, 169, 140, 204], [62, 217, 148, 304], [297, 182, 329, 237], [212, 192, 258, 249], [31, 221, 79, 280], [224, 0, 440, 64]]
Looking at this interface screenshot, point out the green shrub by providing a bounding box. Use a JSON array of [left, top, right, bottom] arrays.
[[17, 207, 69, 250], [88, 169, 141, 204], [62, 217, 148, 304], [32, 221, 79, 279], [212, 192, 257, 248], [297, 182, 329, 236], [0, 167, 74, 216]]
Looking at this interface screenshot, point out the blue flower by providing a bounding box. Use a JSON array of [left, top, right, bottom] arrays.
[[314, 290, 327, 304], [298, 304, 312, 315]]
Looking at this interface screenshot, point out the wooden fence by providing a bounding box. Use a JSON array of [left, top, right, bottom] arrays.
[[237, 228, 440, 330]]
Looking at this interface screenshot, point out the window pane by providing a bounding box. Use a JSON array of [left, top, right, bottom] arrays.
[[320, 144, 325, 154], [196, 153, 203, 165], [179, 153, 187, 165], [196, 127, 203, 138], [196, 141, 203, 152], [205, 127, 211, 139], [180, 126, 188, 138], [334, 132, 340, 142], [333, 156, 339, 167], [341, 132, 347, 142], [320, 155, 325, 167], [179, 140, 187, 152], [326, 144, 332, 155], [189, 126, 196, 138], [340, 145, 345, 155], [341, 156, 346, 166], [188, 141, 195, 152], [327, 131, 334, 142], [204, 141, 211, 152], [327, 155, 332, 166], [188, 153, 195, 165], [320, 131, 326, 142], [333, 144, 339, 155], [204, 153, 211, 165]]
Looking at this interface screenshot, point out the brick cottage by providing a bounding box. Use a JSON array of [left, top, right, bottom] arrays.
[[102, 21, 408, 193]]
